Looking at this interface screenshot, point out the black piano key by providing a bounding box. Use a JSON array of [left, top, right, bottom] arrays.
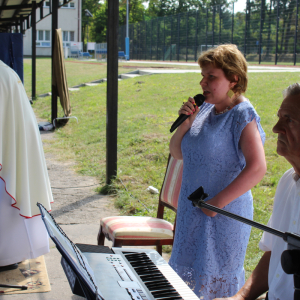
[[137, 270, 162, 276], [155, 297, 183, 300], [123, 252, 185, 300], [140, 274, 167, 281], [134, 269, 161, 275], [145, 283, 174, 290], [134, 266, 160, 272], [130, 260, 155, 267], [152, 290, 180, 296], [144, 280, 171, 288]]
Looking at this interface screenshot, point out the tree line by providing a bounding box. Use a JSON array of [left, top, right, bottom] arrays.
[[82, 0, 300, 60]]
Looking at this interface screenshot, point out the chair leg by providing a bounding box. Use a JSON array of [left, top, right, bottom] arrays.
[[156, 245, 162, 256], [97, 226, 105, 245], [113, 240, 123, 248]]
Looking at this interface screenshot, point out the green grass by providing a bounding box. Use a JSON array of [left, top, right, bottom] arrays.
[[29, 60, 300, 278]]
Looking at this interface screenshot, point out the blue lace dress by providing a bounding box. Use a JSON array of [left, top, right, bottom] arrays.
[[169, 101, 265, 299]]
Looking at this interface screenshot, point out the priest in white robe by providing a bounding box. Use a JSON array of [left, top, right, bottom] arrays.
[[0, 60, 53, 271]]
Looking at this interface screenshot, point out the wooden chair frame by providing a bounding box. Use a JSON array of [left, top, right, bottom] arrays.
[[97, 154, 182, 255]]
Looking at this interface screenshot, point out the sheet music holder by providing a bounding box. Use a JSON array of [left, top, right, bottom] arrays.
[[37, 203, 105, 300]]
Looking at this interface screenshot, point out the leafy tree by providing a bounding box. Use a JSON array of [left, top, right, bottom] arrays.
[[145, 0, 208, 17], [83, 0, 147, 43], [119, 0, 146, 25], [81, 0, 101, 49]]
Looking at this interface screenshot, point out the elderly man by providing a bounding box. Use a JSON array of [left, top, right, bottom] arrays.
[[215, 83, 300, 300]]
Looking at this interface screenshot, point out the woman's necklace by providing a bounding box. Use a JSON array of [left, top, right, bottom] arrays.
[[215, 94, 240, 115]]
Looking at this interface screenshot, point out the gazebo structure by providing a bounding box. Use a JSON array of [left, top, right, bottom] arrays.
[[0, 0, 120, 184]]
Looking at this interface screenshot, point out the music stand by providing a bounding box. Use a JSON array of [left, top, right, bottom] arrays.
[[188, 186, 300, 300], [37, 203, 105, 300]]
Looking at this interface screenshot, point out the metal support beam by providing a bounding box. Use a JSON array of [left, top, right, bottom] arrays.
[[206, 8, 208, 51], [194, 9, 198, 61], [40, 5, 43, 20], [51, 0, 58, 123], [31, 1, 36, 100], [275, 0, 279, 65], [1, 4, 32, 10], [163, 16, 165, 61], [20, 16, 23, 34], [212, 6, 215, 47], [258, 0, 264, 64], [106, 0, 119, 184], [186, 11, 188, 61], [231, 3, 234, 44], [219, 5, 221, 44], [294, 0, 299, 65], [244, 0, 249, 57], [177, 14, 180, 61]]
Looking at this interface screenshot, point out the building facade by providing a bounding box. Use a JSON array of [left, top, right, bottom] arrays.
[[23, 0, 81, 56]]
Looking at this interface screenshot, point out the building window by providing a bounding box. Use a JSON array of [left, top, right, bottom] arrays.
[[43, 1, 50, 7], [62, 1, 75, 8], [36, 30, 51, 47], [62, 31, 75, 47], [70, 31, 74, 42], [63, 31, 68, 42], [45, 30, 50, 41]]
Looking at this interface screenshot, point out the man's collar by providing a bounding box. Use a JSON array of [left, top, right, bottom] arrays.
[[292, 171, 300, 182]]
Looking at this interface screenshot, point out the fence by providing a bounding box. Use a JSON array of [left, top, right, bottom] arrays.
[[118, 0, 300, 65]]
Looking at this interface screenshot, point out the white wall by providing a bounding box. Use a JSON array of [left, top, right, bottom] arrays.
[[23, 0, 81, 56]]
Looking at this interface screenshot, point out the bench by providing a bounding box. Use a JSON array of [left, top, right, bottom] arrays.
[[81, 52, 92, 58]]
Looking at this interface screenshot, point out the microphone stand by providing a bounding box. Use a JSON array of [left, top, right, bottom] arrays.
[[188, 187, 300, 300]]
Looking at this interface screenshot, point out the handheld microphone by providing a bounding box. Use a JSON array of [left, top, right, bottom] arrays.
[[170, 94, 206, 133]]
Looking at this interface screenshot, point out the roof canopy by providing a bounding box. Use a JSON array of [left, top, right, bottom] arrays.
[[0, 0, 71, 33]]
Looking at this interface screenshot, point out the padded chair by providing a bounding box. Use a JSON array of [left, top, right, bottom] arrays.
[[97, 154, 183, 255]]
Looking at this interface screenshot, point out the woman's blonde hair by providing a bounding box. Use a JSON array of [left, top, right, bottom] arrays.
[[198, 44, 248, 94]]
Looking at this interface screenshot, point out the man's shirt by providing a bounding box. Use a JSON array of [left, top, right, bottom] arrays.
[[259, 168, 300, 300]]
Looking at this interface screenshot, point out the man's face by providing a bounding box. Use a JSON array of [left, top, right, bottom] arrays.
[[273, 94, 300, 163]]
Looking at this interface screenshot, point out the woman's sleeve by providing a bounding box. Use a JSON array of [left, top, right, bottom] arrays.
[[232, 103, 266, 163]]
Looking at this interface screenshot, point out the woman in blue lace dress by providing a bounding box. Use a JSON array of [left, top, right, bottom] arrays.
[[169, 44, 266, 299]]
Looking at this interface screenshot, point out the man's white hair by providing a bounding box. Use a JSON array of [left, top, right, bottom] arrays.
[[283, 83, 300, 97]]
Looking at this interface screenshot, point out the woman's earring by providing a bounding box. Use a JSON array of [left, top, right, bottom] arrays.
[[227, 89, 235, 99]]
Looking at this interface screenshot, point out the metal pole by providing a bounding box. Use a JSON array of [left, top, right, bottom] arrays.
[[244, 0, 249, 57], [259, 0, 264, 64], [125, 0, 130, 60], [145, 22, 147, 60], [31, 1, 36, 100], [212, 6, 215, 47], [138, 23, 140, 59], [219, 5, 221, 44], [294, 0, 299, 65], [51, 0, 58, 123], [231, 3, 234, 44], [163, 16, 165, 61], [177, 14, 180, 61], [195, 9, 198, 61], [186, 12, 188, 62], [275, 0, 279, 65], [156, 19, 159, 60], [20, 16, 23, 34], [150, 20, 152, 60], [170, 16, 172, 61], [40, 5, 43, 20], [206, 8, 208, 50], [87, 20, 89, 52], [106, 0, 119, 184]]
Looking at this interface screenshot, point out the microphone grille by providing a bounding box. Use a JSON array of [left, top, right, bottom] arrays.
[[193, 94, 206, 107]]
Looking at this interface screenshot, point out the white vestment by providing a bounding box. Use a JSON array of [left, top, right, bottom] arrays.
[[0, 60, 53, 266]]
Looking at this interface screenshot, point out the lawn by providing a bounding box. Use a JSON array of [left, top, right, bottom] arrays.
[[23, 58, 201, 97], [28, 59, 300, 278]]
